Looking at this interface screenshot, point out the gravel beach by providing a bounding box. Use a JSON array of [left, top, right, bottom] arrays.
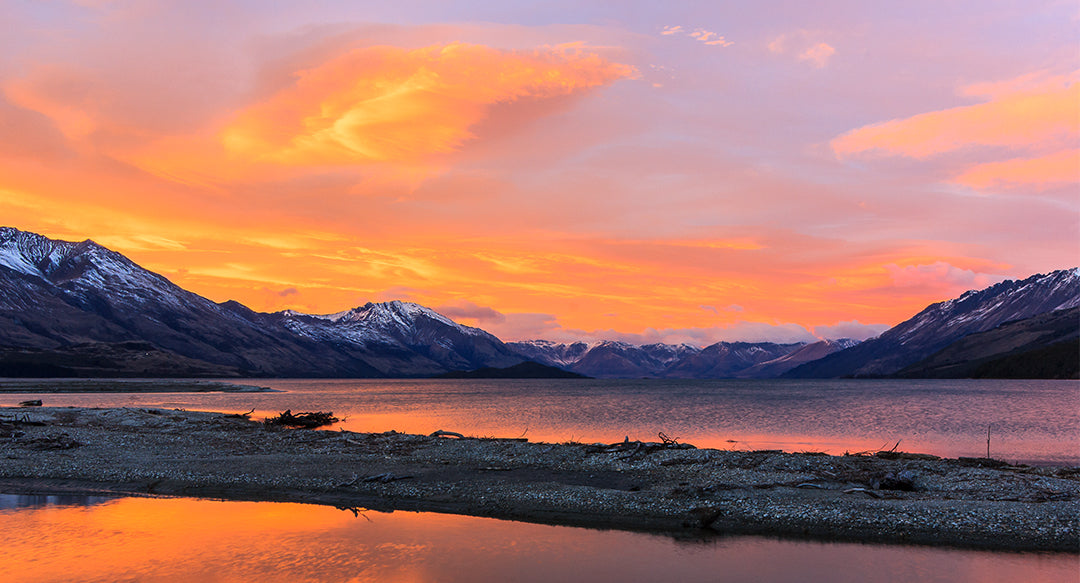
[[1, 406, 1076, 552]]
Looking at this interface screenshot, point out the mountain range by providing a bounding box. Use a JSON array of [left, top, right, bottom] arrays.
[[0, 227, 520, 377], [0, 227, 1076, 379]]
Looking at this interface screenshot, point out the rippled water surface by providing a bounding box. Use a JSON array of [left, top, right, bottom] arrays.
[[2, 378, 1076, 463], [0, 495, 1075, 583]]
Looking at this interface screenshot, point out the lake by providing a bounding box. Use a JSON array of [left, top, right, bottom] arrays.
[[2, 378, 1077, 464], [0, 494, 1075, 583], [1, 378, 1077, 581]]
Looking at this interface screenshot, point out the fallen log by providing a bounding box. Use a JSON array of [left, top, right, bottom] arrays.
[[264, 410, 338, 429]]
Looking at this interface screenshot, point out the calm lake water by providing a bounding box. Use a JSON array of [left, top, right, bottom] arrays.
[[0, 495, 1075, 583], [2, 378, 1077, 464]]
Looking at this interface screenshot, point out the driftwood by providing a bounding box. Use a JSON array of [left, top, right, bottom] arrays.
[[264, 410, 338, 429], [588, 433, 697, 461], [334, 506, 372, 521], [362, 472, 414, 483], [430, 430, 465, 439], [224, 408, 255, 420], [18, 400, 42, 407], [843, 487, 883, 499], [336, 473, 414, 487], [0, 414, 45, 426]]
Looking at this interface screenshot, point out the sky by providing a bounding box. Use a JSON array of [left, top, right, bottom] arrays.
[[1, 0, 1077, 345]]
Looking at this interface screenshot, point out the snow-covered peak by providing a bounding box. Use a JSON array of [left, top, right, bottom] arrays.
[[0, 227, 161, 289], [294, 300, 466, 330], [281, 299, 497, 346], [0, 227, 91, 278], [827, 338, 862, 350]]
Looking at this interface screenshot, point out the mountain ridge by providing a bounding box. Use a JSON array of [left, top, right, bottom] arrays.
[[784, 269, 1080, 378], [1, 227, 1076, 379]]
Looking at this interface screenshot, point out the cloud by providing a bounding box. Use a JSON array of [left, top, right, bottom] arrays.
[[769, 32, 833, 67], [220, 43, 636, 167], [374, 286, 422, 302], [798, 42, 835, 68], [812, 321, 889, 341], [831, 71, 1078, 192], [884, 261, 1007, 292], [952, 149, 1079, 191], [661, 26, 732, 47], [833, 72, 1078, 159], [435, 300, 506, 323], [530, 320, 821, 346], [479, 312, 563, 341]]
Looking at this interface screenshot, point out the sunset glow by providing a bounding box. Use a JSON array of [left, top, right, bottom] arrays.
[[2, 1, 1076, 344]]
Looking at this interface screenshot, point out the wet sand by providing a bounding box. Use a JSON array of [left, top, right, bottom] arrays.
[[0, 406, 1076, 551]]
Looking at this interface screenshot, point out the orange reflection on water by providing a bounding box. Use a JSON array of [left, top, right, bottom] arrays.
[[0, 497, 1075, 583]]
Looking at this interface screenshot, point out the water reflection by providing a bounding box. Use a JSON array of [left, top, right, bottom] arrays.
[[0, 493, 116, 510], [0, 496, 1074, 583], [2, 378, 1078, 463]]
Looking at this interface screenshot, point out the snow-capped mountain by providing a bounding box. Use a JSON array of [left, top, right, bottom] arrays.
[[3, 227, 1075, 379], [508, 339, 593, 367], [0, 227, 521, 377], [785, 269, 1080, 378], [506, 338, 847, 378], [896, 306, 1078, 379], [662, 341, 805, 378], [723, 339, 860, 379], [271, 301, 522, 374]]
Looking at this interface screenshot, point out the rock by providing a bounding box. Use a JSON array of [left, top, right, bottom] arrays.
[[875, 470, 917, 491]]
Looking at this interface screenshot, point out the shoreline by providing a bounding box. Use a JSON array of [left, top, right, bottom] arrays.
[[0, 379, 276, 393], [1, 406, 1076, 552]]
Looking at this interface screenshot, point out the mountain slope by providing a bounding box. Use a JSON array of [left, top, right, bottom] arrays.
[[896, 307, 1079, 379], [738, 339, 859, 378], [785, 269, 1080, 378], [0, 227, 522, 377]]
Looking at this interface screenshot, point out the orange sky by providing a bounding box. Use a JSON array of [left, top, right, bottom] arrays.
[[1, 1, 1077, 344]]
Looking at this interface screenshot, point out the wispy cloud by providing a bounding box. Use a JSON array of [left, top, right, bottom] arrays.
[[661, 25, 733, 47], [832, 71, 1079, 192], [798, 42, 835, 68], [769, 32, 835, 67], [219, 43, 636, 167]]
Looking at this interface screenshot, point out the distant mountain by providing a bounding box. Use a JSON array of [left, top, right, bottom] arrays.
[[896, 307, 1079, 379], [506, 338, 847, 378], [737, 339, 860, 379], [785, 269, 1080, 378], [435, 361, 590, 379], [0, 227, 522, 377], [508, 339, 592, 367]]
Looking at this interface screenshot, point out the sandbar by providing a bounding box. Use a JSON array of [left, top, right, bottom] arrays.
[[0, 406, 1075, 552]]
